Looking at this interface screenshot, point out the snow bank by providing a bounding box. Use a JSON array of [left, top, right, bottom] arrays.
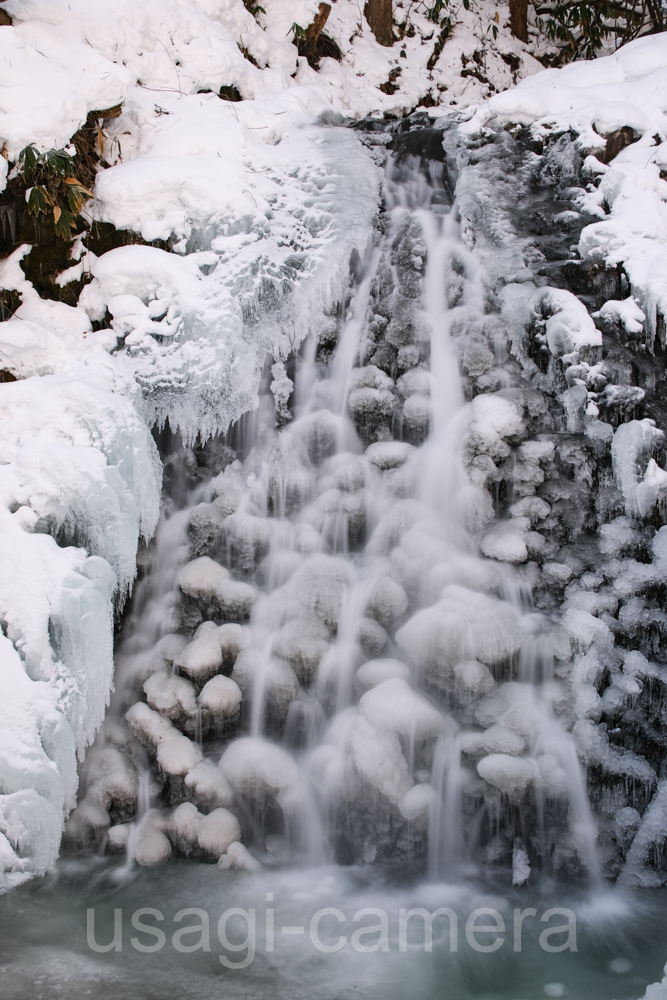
[[0, 250, 161, 878], [468, 32, 667, 344]]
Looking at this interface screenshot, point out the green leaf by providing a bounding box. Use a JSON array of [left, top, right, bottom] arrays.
[[290, 21, 306, 41], [19, 144, 39, 183], [54, 207, 77, 239], [26, 185, 51, 217], [44, 148, 74, 177], [66, 184, 92, 215]]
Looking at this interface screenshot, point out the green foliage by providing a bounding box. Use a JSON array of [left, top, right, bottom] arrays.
[[535, 2, 664, 62], [419, 0, 664, 63], [242, 0, 265, 17], [18, 144, 93, 239], [290, 21, 307, 42], [423, 0, 469, 23]]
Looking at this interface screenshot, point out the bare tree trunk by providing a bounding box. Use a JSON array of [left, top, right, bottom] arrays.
[[302, 3, 332, 65], [364, 0, 393, 47], [509, 0, 528, 42]]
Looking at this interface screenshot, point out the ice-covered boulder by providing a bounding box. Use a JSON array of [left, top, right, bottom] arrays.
[[464, 393, 526, 463], [132, 811, 172, 867], [477, 754, 535, 798], [396, 586, 523, 676], [217, 623, 249, 671], [222, 512, 271, 572], [419, 555, 500, 606], [612, 419, 665, 518], [156, 732, 202, 777], [184, 760, 234, 809], [453, 660, 497, 700], [219, 737, 300, 810], [480, 518, 530, 563], [399, 783, 435, 827], [347, 714, 411, 806], [355, 658, 410, 691], [144, 671, 197, 729], [224, 840, 262, 871], [188, 501, 228, 558], [365, 441, 416, 471], [348, 366, 395, 436], [126, 703, 201, 776], [175, 631, 224, 684], [170, 802, 241, 857], [474, 683, 540, 743], [461, 724, 526, 757], [272, 617, 330, 684], [356, 618, 389, 658], [231, 649, 299, 721], [359, 678, 445, 740], [126, 702, 175, 749], [272, 555, 351, 631], [198, 675, 242, 731], [368, 576, 409, 630], [178, 556, 257, 621]]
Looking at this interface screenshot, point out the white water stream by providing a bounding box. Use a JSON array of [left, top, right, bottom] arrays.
[[3, 129, 667, 1000], [95, 145, 600, 885]]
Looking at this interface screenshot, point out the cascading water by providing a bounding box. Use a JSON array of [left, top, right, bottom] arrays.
[[68, 134, 599, 884], [6, 120, 667, 1000]]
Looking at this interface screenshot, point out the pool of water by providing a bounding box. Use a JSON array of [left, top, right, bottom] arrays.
[[1, 861, 665, 1000]]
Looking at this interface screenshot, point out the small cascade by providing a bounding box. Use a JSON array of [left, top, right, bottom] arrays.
[[67, 123, 615, 886]]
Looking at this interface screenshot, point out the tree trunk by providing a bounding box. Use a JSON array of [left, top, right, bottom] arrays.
[[509, 0, 528, 43], [364, 0, 393, 47], [302, 3, 332, 66]]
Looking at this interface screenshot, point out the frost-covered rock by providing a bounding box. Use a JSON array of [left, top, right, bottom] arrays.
[[231, 649, 299, 721], [198, 675, 242, 732], [184, 761, 234, 810], [170, 802, 241, 858], [272, 617, 330, 684], [175, 632, 224, 684], [178, 556, 257, 621], [347, 714, 411, 806], [144, 671, 197, 730], [368, 576, 409, 630], [220, 841, 261, 872], [477, 754, 535, 798], [359, 679, 445, 739], [396, 586, 523, 676], [355, 658, 411, 692], [132, 811, 172, 867], [219, 737, 300, 810]]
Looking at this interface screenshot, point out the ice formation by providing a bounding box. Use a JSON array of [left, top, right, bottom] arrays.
[[4, 0, 667, 898], [0, 251, 160, 878]]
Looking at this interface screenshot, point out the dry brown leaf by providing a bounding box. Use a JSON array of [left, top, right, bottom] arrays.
[[53, 205, 62, 223]]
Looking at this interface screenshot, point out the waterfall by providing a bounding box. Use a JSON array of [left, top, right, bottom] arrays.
[[74, 132, 601, 885]]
